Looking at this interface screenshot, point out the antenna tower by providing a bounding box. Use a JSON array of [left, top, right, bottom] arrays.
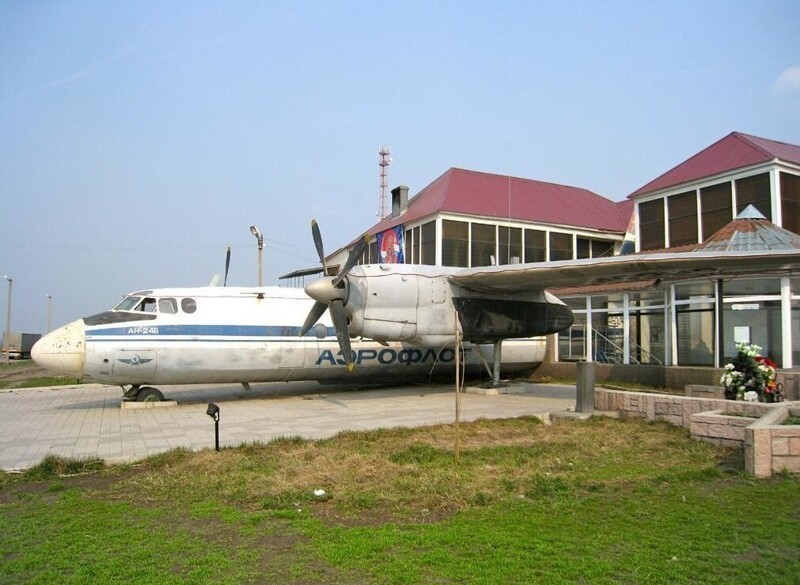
[[377, 146, 391, 219]]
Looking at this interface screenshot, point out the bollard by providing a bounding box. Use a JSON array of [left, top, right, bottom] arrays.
[[576, 361, 595, 414]]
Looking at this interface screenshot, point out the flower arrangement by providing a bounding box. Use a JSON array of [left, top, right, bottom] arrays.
[[720, 342, 782, 402]]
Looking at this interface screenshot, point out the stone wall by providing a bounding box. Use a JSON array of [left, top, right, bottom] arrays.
[[594, 388, 775, 427], [534, 361, 800, 400], [690, 411, 758, 446]]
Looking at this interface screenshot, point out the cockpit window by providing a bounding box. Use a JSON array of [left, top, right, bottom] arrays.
[[181, 298, 197, 314], [158, 298, 178, 314], [137, 298, 157, 313], [114, 296, 141, 311]]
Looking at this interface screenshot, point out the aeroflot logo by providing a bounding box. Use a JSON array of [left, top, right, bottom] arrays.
[[315, 347, 468, 367]]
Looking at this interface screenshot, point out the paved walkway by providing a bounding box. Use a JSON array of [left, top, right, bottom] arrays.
[[0, 381, 576, 471]]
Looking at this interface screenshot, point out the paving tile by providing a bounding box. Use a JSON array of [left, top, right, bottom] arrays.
[[0, 381, 576, 470]]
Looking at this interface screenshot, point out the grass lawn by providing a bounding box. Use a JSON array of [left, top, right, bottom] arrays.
[[0, 360, 80, 390], [1, 416, 798, 584]]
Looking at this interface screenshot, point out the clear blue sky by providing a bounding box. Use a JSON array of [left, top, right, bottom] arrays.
[[2, 0, 799, 333]]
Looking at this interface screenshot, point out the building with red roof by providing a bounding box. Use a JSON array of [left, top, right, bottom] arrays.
[[322, 131, 799, 375]]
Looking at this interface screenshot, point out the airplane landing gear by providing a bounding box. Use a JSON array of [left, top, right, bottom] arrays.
[[138, 387, 165, 402], [122, 385, 165, 402]]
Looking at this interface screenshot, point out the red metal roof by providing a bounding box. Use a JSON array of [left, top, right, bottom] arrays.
[[369, 168, 630, 236], [629, 132, 800, 199]]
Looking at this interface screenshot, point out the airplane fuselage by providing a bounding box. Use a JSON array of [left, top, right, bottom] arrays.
[[32, 284, 547, 389]]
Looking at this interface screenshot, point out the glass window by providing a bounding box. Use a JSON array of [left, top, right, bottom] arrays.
[[792, 299, 800, 368], [674, 281, 715, 365], [420, 221, 436, 265], [442, 220, 469, 267], [700, 182, 732, 240], [471, 223, 496, 266], [630, 290, 666, 308], [630, 308, 666, 365], [723, 300, 783, 366], [136, 298, 157, 313], [524, 229, 546, 263], [405, 228, 417, 264], [158, 298, 177, 314], [591, 240, 615, 258], [724, 277, 780, 297], [675, 281, 714, 301], [668, 190, 698, 247], [576, 237, 591, 259], [722, 277, 783, 366], [638, 199, 665, 250], [558, 310, 586, 361], [498, 226, 522, 264], [368, 240, 378, 264], [736, 173, 771, 220], [549, 232, 573, 261], [181, 298, 197, 314], [781, 172, 800, 235], [114, 296, 141, 311], [676, 304, 715, 366]]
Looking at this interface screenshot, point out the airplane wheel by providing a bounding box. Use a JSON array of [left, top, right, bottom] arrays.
[[138, 387, 164, 402]]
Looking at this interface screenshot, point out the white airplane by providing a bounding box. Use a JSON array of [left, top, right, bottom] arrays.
[[32, 219, 800, 402], [30, 222, 569, 402]]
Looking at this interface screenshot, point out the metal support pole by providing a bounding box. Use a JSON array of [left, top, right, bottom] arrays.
[[492, 340, 503, 387], [3, 275, 11, 365], [250, 225, 264, 287], [46, 294, 52, 333], [576, 361, 595, 414]]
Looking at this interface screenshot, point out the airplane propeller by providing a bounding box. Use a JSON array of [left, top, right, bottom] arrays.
[[223, 245, 231, 287], [300, 220, 368, 371]]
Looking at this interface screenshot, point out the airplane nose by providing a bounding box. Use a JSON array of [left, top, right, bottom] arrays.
[[31, 319, 86, 378]]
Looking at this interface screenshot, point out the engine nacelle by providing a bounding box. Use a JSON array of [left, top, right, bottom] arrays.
[[346, 264, 456, 345], [343, 264, 573, 345]]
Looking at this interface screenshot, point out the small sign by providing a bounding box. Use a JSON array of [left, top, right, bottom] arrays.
[[734, 326, 751, 344], [731, 303, 759, 311]]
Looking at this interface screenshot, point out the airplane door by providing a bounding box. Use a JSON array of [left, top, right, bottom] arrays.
[[112, 350, 158, 382]]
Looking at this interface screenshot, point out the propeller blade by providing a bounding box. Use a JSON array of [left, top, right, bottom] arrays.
[[300, 302, 328, 337], [329, 299, 354, 372], [304, 220, 356, 372], [311, 220, 328, 275], [332, 234, 369, 288], [223, 245, 231, 287]]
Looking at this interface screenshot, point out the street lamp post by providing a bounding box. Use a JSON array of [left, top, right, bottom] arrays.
[[249, 225, 264, 287], [45, 294, 52, 333], [3, 275, 11, 365]]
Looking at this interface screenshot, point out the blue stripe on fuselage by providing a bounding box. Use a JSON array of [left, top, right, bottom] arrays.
[[86, 324, 336, 338]]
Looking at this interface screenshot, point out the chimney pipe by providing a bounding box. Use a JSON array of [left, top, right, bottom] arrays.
[[391, 185, 409, 218]]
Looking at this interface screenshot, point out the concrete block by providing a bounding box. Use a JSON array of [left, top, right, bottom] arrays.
[[772, 438, 791, 456], [750, 428, 773, 478], [774, 457, 800, 474]]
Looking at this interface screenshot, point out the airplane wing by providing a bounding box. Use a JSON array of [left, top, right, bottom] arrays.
[[449, 249, 800, 294]]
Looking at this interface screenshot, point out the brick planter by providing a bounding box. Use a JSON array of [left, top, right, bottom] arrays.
[[595, 388, 799, 477], [745, 407, 800, 477], [690, 410, 759, 446]]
